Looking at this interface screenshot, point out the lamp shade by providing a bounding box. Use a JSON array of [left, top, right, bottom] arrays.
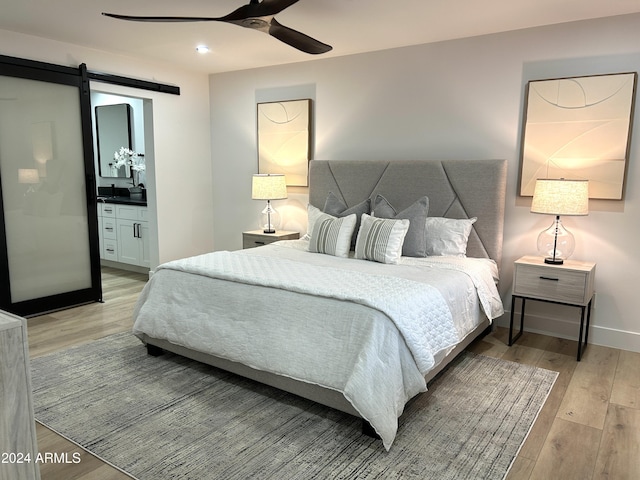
[[531, 179, 589, 216], [251, 174, 287, 200], [18, 168, 40, 184]]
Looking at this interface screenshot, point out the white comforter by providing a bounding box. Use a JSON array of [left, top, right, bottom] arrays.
[[132, 240, 503, 449]]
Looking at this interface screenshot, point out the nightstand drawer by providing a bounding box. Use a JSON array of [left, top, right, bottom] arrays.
[[243, 237, 272, 249], [513, 256, 595, 305], [242, 230, 299, 249], [514, 264, 588, 304]]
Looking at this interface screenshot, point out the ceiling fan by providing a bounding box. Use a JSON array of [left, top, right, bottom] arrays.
[[102, 0, 332, 55]]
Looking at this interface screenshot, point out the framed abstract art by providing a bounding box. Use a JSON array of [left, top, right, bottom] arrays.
[[519, 72, 637, 199], [257, 99, 311, 186]]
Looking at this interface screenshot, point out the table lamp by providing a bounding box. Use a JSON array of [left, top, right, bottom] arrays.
[[18, 168, 40, 194], [252, 174, 287, 233], [531, 178, 589, 264]]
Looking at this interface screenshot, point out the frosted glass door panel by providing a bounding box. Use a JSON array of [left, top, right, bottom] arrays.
[[0, 76, 92, 302]]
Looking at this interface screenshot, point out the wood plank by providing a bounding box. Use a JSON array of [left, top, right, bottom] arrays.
[[593, 404, 640, 479], [466, 327, 510, 358], [529, 418, 601, 480], [505, 456, 535, 480], [610, 350, 640, 409], [556, 345, 619, 429], [500, 342, 545, 367], [544, 336, 579, 358]]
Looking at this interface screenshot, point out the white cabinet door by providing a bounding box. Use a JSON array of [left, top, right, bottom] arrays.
[[117, 219, 140, 265], [116, 218, 149, 267]]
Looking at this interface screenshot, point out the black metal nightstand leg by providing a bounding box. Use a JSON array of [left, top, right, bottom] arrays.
[[509, 296, 524, 346], [584, 299, 593, 347], [577, 299, 593, 362]]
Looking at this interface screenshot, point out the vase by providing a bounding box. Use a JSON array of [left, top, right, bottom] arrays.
[[129, 186, 143, 200]]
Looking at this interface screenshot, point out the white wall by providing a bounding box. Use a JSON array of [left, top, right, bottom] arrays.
[[209, 13, 640, 352], [0, 29, 214, 269]]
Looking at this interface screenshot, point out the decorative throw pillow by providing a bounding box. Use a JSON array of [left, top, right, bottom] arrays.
[[307, 205, 356, 258], [323, 192, 371, 250], [425, 217, 477, 257], [355, 214, 410, 264], [372, 194, 429, 257]]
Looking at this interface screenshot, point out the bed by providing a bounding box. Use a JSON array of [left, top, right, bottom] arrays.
[[132, 159, 507, 450]]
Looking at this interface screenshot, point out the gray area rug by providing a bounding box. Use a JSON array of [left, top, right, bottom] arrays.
[[31, 332, 557, 479]]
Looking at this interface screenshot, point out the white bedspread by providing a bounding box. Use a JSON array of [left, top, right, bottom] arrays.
[[132, 240, 503, 449]]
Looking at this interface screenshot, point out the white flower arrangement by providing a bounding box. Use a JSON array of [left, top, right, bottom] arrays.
[[113, 147, 145, 186], [113, 147, 145, 171]]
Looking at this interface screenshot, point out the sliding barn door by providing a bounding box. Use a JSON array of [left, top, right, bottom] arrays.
[[0, 57, 101, 316]]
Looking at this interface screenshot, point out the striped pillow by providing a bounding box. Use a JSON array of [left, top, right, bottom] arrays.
[[355, 214, 410, 264], [308, 206, 356, 258]]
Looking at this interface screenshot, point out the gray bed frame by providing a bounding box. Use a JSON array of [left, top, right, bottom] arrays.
[[142, 159, 507, 422]]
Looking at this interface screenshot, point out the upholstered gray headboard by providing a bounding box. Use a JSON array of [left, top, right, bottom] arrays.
[[308, 159, 507, 269]]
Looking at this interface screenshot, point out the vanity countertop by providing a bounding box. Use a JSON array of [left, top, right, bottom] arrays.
[[97, 195, 147, 206]]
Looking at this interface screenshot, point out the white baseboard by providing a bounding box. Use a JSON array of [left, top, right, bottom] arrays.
[[494, 311, 640, 354]]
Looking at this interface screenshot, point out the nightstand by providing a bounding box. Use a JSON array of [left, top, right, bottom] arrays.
[[242, 230, 300, 249], [510, 255, 596, 361]]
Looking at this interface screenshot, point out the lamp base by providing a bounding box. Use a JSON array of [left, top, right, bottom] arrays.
[[537, 216, 575, 265], [261, 201, 280, 234], [544, 257, 564, 265]]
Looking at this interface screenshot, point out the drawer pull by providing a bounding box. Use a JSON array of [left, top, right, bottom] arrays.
[[539, 276, 559, 281], [254, 241, 266, 246]]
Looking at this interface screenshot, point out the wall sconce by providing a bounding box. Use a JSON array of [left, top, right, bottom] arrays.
[[251, 174, 287, 233], [531, 178, 589, 264]]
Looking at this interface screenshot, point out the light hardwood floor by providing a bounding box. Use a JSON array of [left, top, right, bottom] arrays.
[[26, 267, 639, 480]]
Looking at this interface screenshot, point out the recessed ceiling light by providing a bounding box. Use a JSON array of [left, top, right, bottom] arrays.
[[195, 45, 210, 54]]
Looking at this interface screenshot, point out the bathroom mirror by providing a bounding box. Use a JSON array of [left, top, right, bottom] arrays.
[[95, 103, 132, 178]]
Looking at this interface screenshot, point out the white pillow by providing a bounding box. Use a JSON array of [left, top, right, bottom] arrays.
[[425, 217, 477, 257], [307, 205, 356, 258], [306, 204, 325, 238], [355, 214, 410, 264]]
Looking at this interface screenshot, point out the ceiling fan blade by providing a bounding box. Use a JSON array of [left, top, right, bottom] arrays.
[[102, 13, 225, 23], [269, 18, 332, 54], [253, 0, 302, 16], [103, 2, 332, 55], [213, 0, 302, 22], [102, 1, 300, 24]]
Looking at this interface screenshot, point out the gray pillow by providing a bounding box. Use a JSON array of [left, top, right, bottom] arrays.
[[372, 194, 429, 257], [323, 192, 371, 250]]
